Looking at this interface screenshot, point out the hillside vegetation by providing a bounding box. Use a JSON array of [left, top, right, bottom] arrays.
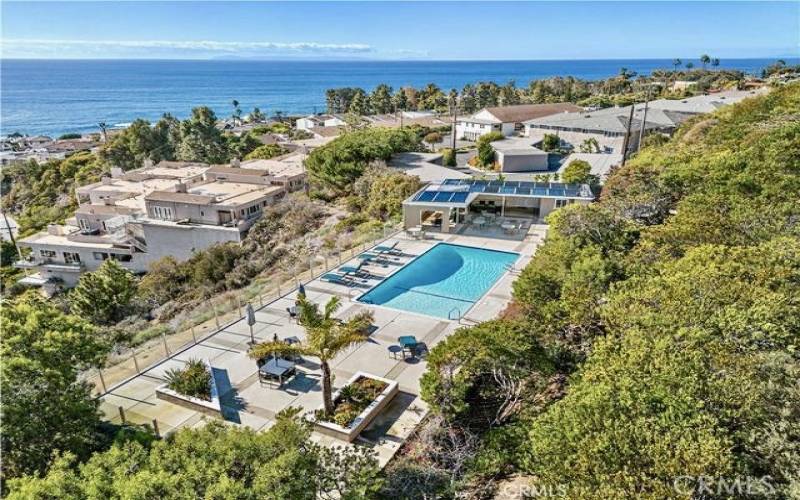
[[406, 83, 800, 498]]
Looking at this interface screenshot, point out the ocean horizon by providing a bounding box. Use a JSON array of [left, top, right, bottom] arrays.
[[1, 57, 792, 137]]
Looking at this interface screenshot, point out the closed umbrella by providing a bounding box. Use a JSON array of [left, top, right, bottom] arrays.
[[246, 303, 256, 345], [298, 282, 306, 298]]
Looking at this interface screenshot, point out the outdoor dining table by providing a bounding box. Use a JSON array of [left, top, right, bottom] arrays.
[[473, 216, 486, 227], [259, 358, 297, 387], [501, 222, 516, 233], [398, 335, 419, 358]]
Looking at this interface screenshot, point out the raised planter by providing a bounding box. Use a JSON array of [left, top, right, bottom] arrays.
[[155, 360, 223, 418], [312, 372, 399, 442]]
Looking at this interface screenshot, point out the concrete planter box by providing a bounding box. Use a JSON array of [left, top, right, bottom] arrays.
[[155, 360, 222, 418], [312, 372, 399, 442]]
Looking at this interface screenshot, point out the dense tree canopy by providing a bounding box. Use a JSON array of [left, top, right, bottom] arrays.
[[414, 83, 800, 498], [69, 260, 138, 325], [7, 417, 382, 499], [305, 127, 421, 193], [1, 293, 109, 480]]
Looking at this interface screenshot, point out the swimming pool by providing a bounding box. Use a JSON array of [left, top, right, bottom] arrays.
[[358, 243, 519, 319]]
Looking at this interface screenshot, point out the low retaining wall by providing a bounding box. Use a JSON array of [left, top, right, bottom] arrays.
[[155, 360, 223, 418], [313, 371, 399, 442]]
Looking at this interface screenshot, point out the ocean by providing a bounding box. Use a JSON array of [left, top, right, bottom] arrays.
[[0, 58, 790, 137]]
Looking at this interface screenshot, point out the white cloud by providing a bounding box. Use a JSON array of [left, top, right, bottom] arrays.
[[0, 38, 374, 58]]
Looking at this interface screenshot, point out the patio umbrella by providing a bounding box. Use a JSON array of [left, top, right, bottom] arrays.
[[245, 303, 256, 344], [298, 282, 306, 298]]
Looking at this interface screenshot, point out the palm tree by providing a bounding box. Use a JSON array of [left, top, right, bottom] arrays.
[[98, 122, 108, 143], [672, 58, 682, 71], [248, 296, 373, 414], [686, 62, 695, 70], [231, 99, 241, 126], [712, 58, 720, 68], [700, 54, 711, 69]]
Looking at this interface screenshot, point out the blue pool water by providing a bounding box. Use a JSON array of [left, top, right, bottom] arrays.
[[358, 243, 519, 319]]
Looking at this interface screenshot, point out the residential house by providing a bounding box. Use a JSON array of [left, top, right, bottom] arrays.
[[403, 178, 594, 233], [456, 103, 582, 141], [15, 157, 307, 292], [295, 114, 346, 132]]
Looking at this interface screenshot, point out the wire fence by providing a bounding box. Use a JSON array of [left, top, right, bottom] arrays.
[[87, 223, 403, 398]]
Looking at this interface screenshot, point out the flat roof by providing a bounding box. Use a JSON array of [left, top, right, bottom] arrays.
[[239, 154, 306, 179], [406, 178, 594, 206]]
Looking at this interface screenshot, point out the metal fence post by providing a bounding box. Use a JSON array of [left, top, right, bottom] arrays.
[[277, 282, 281, 297], [259, 293, 264, 307], [118, 406, 126, 424], [132, 349, 140, 373], [213, 303, 220, 329], [98, 368, 107, 393], [162, 331, 170, 356], [237, 298, 242, 318], [152, 419, 160, 438], [190, 325, 197, 343]]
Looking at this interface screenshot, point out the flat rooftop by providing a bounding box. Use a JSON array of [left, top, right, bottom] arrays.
[[407, 179, 594, 206], [147, 181, 284, 207], [240, 153, 306, 179]]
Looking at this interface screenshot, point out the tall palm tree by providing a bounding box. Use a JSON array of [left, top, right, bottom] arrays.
[[231, 99, 241, 126], [700, 54, 711, 70], [248, 296, 373, 414], [98, 122, 108, 143], [672, 58, 682, 71]]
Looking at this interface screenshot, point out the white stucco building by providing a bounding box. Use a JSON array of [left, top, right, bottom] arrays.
[[456, 103, 582, 141], [15, 157, 307, 292]]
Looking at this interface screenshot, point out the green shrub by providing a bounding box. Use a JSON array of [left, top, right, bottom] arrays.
[[560, 159, 592, 184], [244, 143, 288, 160], [476, 140, 495, 168], [325, 377, 388, 428], [58, 133, 82, 140], [305, 127, 421, 193], [477, 131, 504, 144], [540, 133, 560, 152], [441, 148, 456, 166], [164, 358, 211, 400]]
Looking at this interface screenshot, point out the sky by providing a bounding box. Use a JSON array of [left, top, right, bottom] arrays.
[[1, 1, 798, 60]]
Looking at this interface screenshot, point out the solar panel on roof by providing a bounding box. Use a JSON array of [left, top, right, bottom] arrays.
[[432, 192, 452, 202], [451, 192, 468, 203], [416, 191, 436, 202]]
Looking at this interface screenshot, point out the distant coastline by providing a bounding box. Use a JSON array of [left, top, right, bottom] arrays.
[[1, 57, 794, 136]]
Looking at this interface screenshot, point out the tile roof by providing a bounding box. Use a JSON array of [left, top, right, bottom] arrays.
[[482, 103, 582, 123]]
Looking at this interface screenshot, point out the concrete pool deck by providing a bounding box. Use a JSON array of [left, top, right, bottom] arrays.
[[98, 225, 547, 465]]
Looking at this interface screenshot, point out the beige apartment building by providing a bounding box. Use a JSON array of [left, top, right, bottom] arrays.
[[15, 156, 306, 292]]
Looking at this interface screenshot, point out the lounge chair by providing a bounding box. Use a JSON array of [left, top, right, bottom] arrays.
[[338, 262, 369, 277], [321, 273, 354, 286], [374, 241, 400, 255]]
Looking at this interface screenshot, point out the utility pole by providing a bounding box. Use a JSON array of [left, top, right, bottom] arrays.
[[636, 85, 652, 153], [620, 104, 635, 166], [451, 99, 458, 151]]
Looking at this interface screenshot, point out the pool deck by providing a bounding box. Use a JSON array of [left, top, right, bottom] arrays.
[[98, 225, 547, 465]]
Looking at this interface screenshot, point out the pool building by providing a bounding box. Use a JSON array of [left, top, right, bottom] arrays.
[[402, 178, 595, 233]]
